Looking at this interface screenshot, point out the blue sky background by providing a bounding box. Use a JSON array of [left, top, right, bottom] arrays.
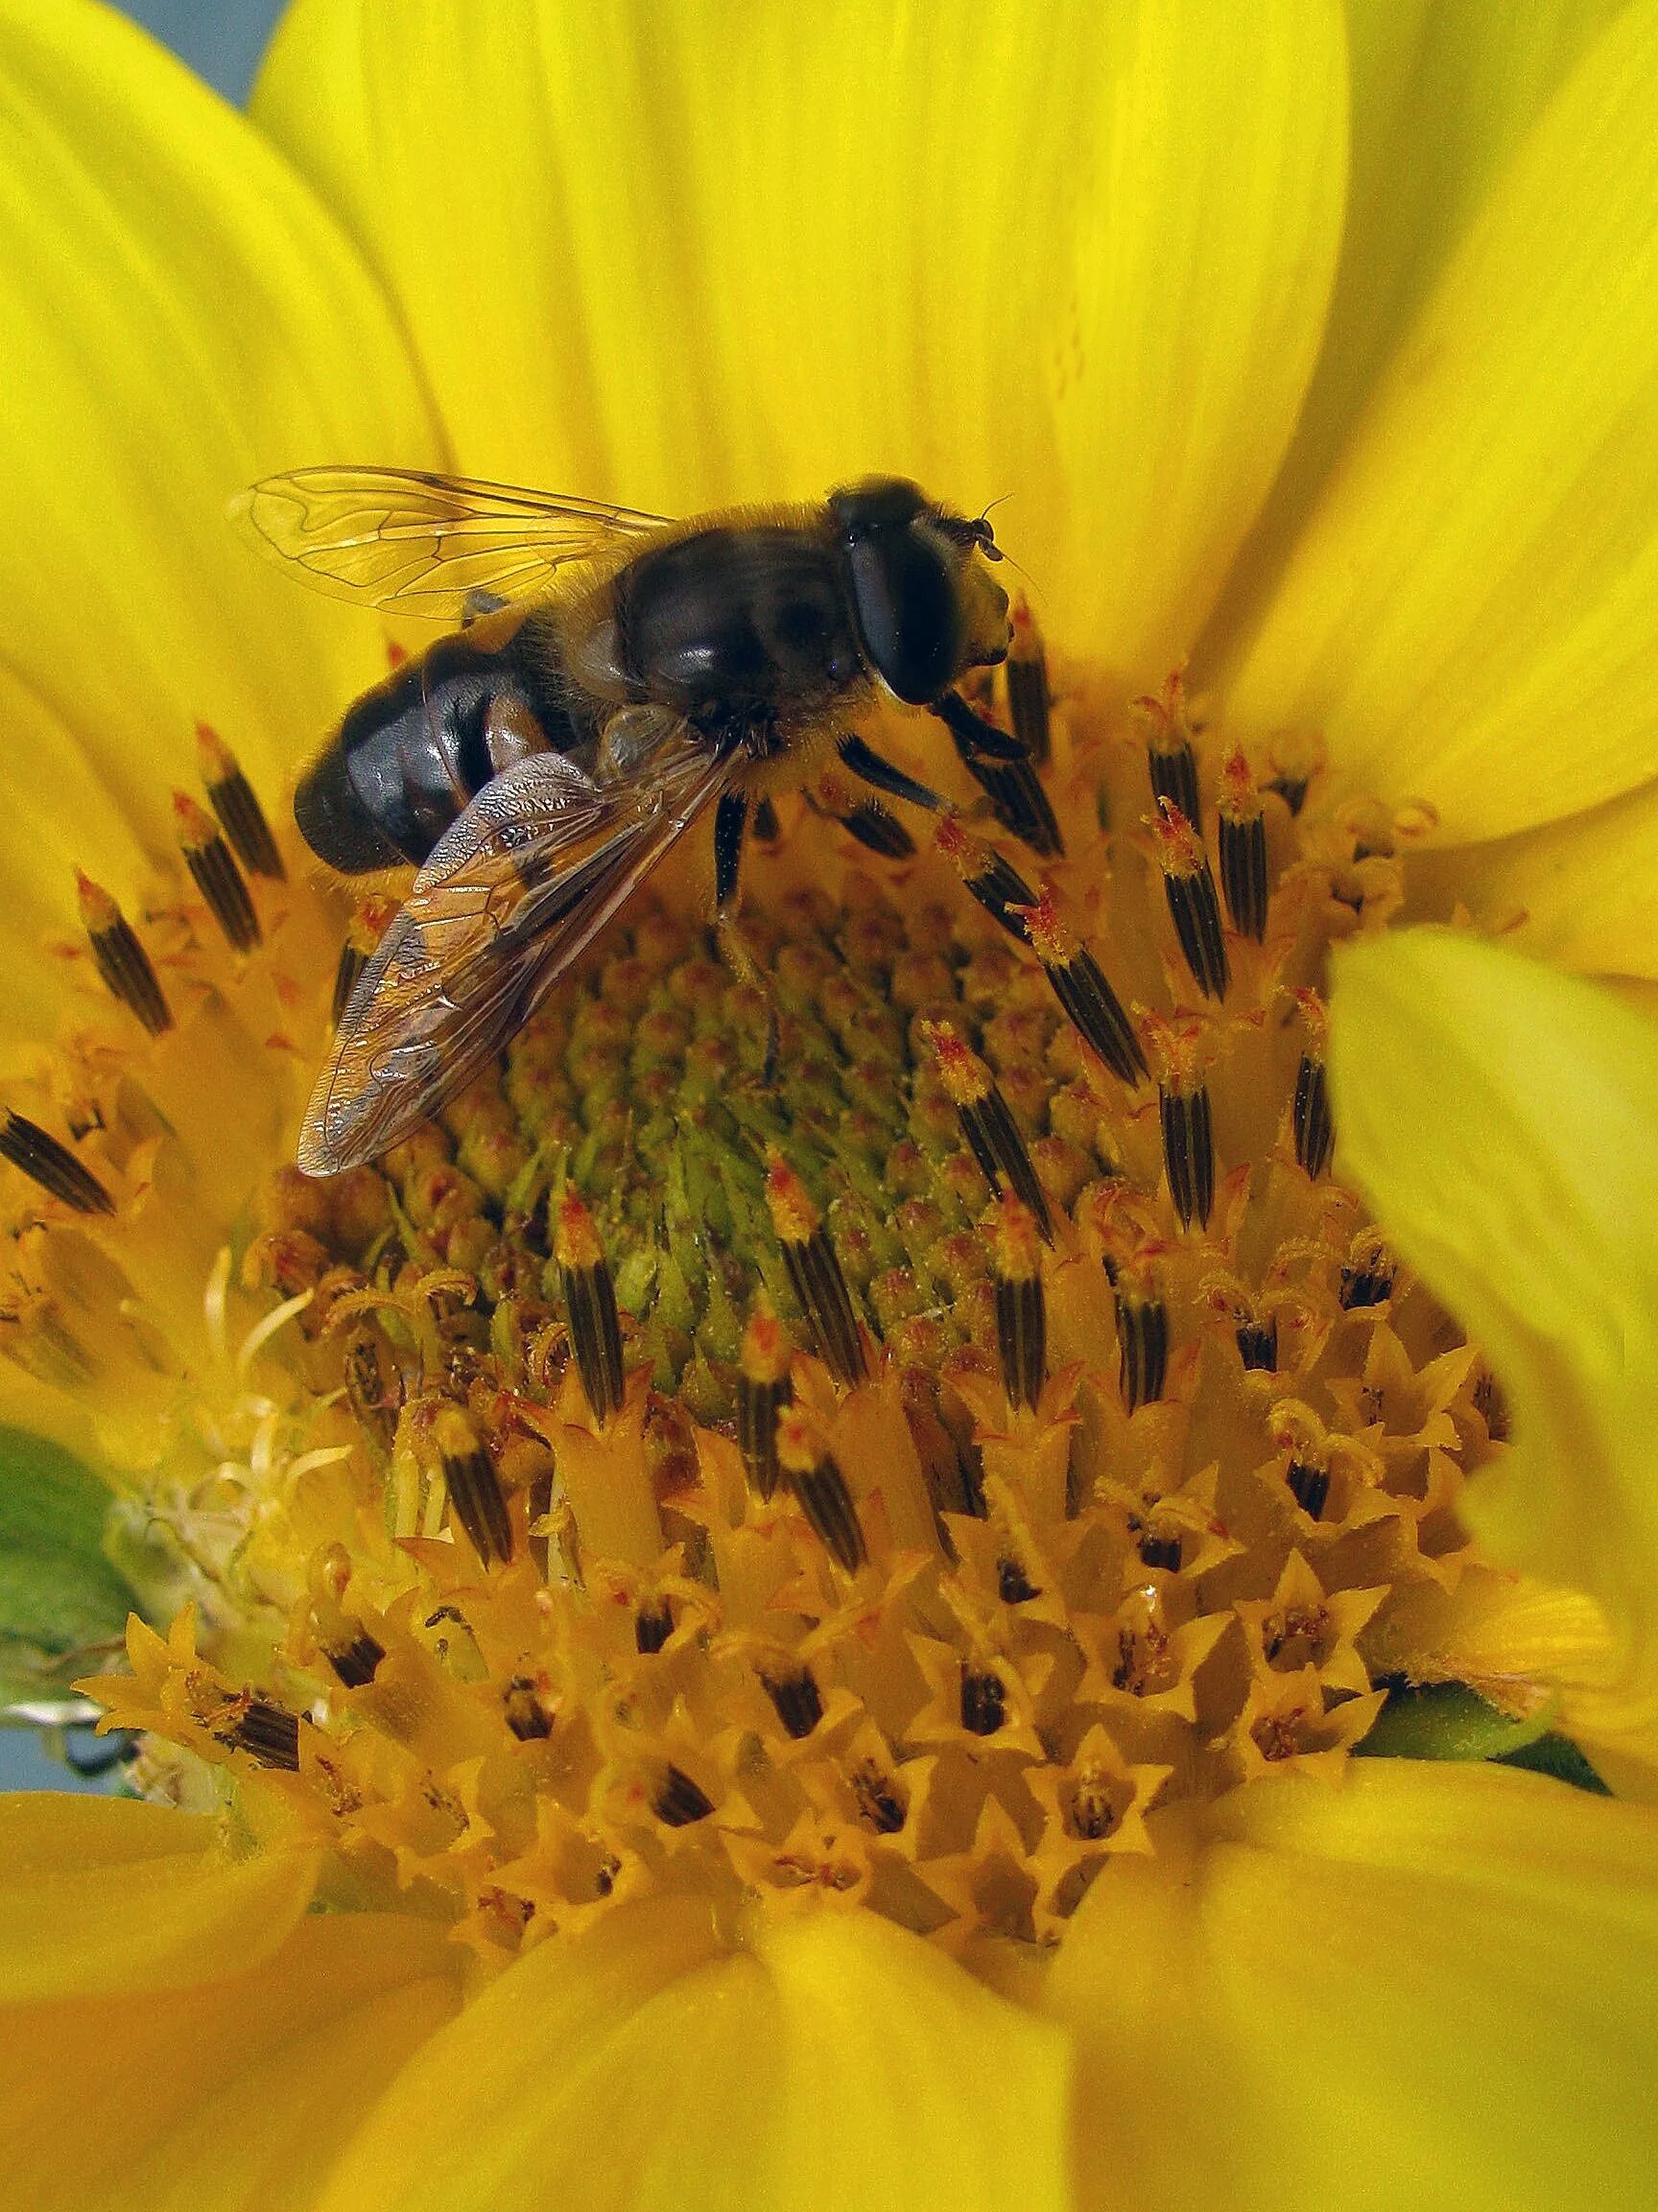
[[0, 0, 284, 1795]]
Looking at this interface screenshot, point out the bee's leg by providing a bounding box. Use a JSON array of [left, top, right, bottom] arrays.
[[713, 790, 780, 1081], [836, 733, 952, 814], [461, 588, 510, 628], [929, 693, 1063, 859]]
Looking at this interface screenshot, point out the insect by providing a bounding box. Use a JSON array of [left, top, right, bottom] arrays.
[[238, 466, 1014, 1175]]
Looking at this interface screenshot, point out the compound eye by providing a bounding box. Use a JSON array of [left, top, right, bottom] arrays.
[[845, 527, 963, 705]]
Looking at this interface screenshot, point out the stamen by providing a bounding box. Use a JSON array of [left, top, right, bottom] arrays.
[[0, 1112, 114, 1215], [1138, 1527, 1182, 1571], [762, 1667, 824, 1739], [1287, 1460, 1331, 1520], [930, 692, 1063, 858], [325, 1631, 385, 1688], [1150, 801, 1229, 1000], [1159, 1080, 1215, 1230], [776, 1406, 866, 1573], [1005, 596, 1051, 765], [990, 1196, 1046, 1411], [654, 1766, 715, 1826], [764, 1153, 866, 1387], [934, 813, 1035, 943], [433, 1403, 513, 1566], [173, 791, 260, 953], [197, 723, 285, 881], [1236, 1314, 1279, 1373], [1217, 746, 1267, 942], [555, 1195, 626, 1423], [921, 1021, 1053, 1241], [1291, 993, 1333, 1180], [222, 1696, 301, 1772], [960, 1666, 1006, 1736], [852, 1761, 906, 1833], [1133, 672, 1202, 832], [813, 774, 917, 859], [504, 1678, 553, 1739], [736, 1297, 793, 1498], [76, 872, 172, 1036], [635, 1599, 674, 1655], [1017, 888, 1147, 1086], [998, 1557, 1040, 1603], [1339, 1240, 1395, 1310], [1115, 1285, 1169, 1412]]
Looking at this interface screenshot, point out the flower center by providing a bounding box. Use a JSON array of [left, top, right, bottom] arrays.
[[22, 618, 1500, 1969]]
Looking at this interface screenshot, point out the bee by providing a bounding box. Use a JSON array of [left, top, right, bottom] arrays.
[[238, 467, 1013, 1175]]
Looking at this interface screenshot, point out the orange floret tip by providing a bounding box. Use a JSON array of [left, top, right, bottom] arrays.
[[990, 1194, 1042, 1284], [1139, 1008, 1205, 1091], [1219, 743, 1262, 822], [1015, 884, 1077, 966], [171, 789, 219, 849], [740, 1297, 793, 1387], [933, 812, 972, 865], [74, 869, 118, 932], [1291, 987, 1330, 1059], [763, 1149, 821, 1244], [1129, 667, 1189, 741], [195, 721, 237, 783], [1149, 798, 1205, 877], [774, 1403, 824, 1478], [554, 1192, 604, 1273], [919, 1019, 990, 1107]]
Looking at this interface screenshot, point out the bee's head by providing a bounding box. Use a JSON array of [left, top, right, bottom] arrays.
[[828, 476, 1010, 705]]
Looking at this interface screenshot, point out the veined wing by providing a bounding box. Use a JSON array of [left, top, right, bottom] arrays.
[[298, 721, 733, 1175], [234, 465, 672, 620]]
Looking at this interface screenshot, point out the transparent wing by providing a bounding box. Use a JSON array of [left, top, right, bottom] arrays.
[[234, 465, 672, 620], [298, 719, 733, 1174]]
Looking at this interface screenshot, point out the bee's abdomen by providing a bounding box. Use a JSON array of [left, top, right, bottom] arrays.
[[614, 527, 863, 718], [296, 618, 593, 875]]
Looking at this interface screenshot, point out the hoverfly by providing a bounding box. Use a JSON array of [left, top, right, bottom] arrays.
[[238, 467, 1012, 1175]]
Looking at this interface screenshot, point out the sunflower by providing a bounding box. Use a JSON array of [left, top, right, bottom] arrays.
[[2, 3, 1657, 2208]]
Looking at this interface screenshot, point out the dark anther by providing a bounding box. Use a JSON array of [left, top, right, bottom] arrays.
[[840, 800, 916, 859], [1474, 1369, 1510, 1442], [1236, 1316, 1279, 1373], [504, 1678, 553, 1740], [1339, 1259, 1395, 1310], [435, 1406, 513, 1567], [225, 1697, 301, 1772], [344, 1328, 404, 1455], [1293, 1055, 1334, 1179], [1071, 1775, 1120, 1841], [762, 1668, 824, 1740], [1288, 1461, 1331, 1520], [332, 939, 367, 1027], [1160, 1083, 1215, 1230], [555, 1195, 627, 1423], [932, 816, 1039, 943], [736, 1360, 793, 1501], [930, 692, 1064, 858], [1138, 1529, 1183, 1572], [853, 1763, 907, 1833], [1219, 811, 1267, 941], [765, 1154, 866, 1387], [1006, 599, 1051, 765], [997, 1557, 1039, 1604], [1148, 737, 1201, 832], [325, 1632, 385, 1689], [1116, 1290, 1169, 1413], [635, 1599, 674, 1655], [1154, 804, 1230, 1000], [654, 1765, 715, 1827], [960, 1667, 1007, 1736], [78, 874, 172, 1035], [0, 1112, 116, 1216], [199, 724, 285, 881], [791, 1451, 867, 1575], [924, 1023, 1053, 1241], [175, 792, 261, 953], [1046, 946, 1145, 1085], [991, 1199, 1046, 1412], [1267, 772, 1310, 816]]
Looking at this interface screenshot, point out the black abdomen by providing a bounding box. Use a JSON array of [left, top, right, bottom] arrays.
[[614, 525, 863, 720], [296, 611, 593, 873]]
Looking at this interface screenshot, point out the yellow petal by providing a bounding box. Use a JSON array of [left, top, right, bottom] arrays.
[[1229, 1, 1658, 841], [3, 1907, 462, 2212], [1409, 772, 1658, 981], [0, 1792, 319, 2001], [1204, 0, 1623, 663], [254, 0, 1345, 671], [0, 0, 435, 951], [312, 1896, 1071, 2212], [1050, 1761, 1658, 2212], [1328, 928, 1658, 1735]]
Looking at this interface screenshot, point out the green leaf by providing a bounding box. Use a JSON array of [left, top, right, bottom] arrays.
[[0, 1426, 136, 1703], [1355, 1679, 1552, 1764]]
